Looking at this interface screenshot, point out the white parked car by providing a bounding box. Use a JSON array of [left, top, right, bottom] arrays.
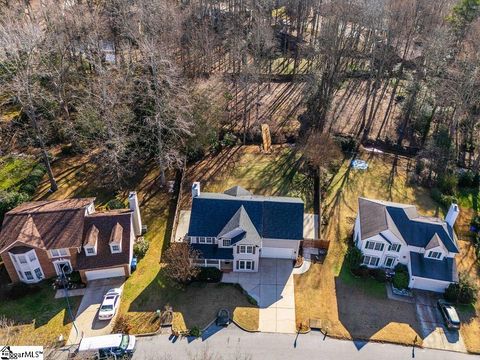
[[98, 288, 122, 321]]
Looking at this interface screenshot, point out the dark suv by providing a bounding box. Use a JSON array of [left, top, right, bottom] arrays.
[[437, 299, 461, 330]]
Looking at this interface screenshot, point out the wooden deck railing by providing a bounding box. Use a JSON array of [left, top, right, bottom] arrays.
[[302, 239, 330, 250]]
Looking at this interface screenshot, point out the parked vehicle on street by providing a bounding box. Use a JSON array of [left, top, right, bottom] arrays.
[[98, 288, 122, 321], [437, 299, 461, 330], [78, 334, 136, 359]]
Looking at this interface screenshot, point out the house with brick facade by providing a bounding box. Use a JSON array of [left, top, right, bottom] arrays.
[[0, 192, 142, 284]]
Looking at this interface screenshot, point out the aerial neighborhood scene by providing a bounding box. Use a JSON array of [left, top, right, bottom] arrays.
[[0, 0, 479, 359]]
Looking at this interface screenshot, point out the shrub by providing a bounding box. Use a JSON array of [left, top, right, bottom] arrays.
[[6, 283, 42, 300], [334, 135, 358, 154], [68, 271, 82, 284], [458, 171, 476, 188], [0, 191, 30, 218], [133, 237, 150, 259], [221, 132, 238, 147], [195, 267, 222, 283], [106, 199, 125, 210], [352, 265, 370, 278], [444, 275, 478, 305], [392, 271, 409, 290], [431, 188, 458, 208], [112, 314, 132, 334], [247, 295, 258, 306], [394, 263, 409, 274], [345, 247, 363, 271], [189, 326, 201, 337], [370, 268, 387, 283], [438, 174, 458, 195], [19, 183, 36, 195]]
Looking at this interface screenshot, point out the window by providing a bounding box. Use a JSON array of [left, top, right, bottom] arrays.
[[236, 260, 254, 271], [34, 268, 43, 280], [388, 243, 401, 252], [18, 255, 27, 264], [205, 237, 214, 244], [28, 251, 37, 262], [198, 237, 206, 244], [50, 249, 69, 258], [362, 255, 380, 267], [111, 244, 121, 253], [384, 257, 395, 268], [238, 245, 255, 254], [428, 251, 442, 259], [223, 239, 231, 247], [85, 247, 96, 256], [24, 271, 34, 280], [365, 241, 384, 251]]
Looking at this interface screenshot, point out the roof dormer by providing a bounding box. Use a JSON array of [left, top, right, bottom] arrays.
[[84, 224, 98, 256], [109, 222, 123, 254]]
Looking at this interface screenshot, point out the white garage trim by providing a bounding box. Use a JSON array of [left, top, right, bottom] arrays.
[[410, 276, 451, 293], [261, 247, 295, 259], [85, 267, 125, 281]]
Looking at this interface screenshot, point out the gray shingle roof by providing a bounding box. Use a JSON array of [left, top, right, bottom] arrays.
[[358, 198, 458, 253], [217, 206, 261, 246], [410, 252, 456, 282], [223, 186, 252, 197], [188, 190, 304, 240]]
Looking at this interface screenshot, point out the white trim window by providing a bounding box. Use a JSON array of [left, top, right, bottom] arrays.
[[388, 243, 401, 252], [384, 256, 396, 268], [84, 246, 97, 256], [18, 255, 27, 264], [110, 243, 121, 253], [362, 255, 380, 267], [223, 239, 231, 247], [427, 251, 442, 259], [50, 248, 69, 258], [237, 245, 255, 254], [24, 271, 34, 281], [365, 241, 384, 251], [33, 267, 43, 280], [236, 260, 255, 271]]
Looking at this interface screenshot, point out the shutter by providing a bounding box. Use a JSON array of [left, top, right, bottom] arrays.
[[237, 246, 239, 254], [252, 261, 255, 270], [253, 247, 256, 255], [236, 261, 239, 270]]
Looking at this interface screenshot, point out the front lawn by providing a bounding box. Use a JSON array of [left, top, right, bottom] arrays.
[[295, 151, 437, 346], [0, 283, 81, 345]]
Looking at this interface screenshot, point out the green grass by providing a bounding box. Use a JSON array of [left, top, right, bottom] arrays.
[[0, 283, 81, 345], [0, 155, 35, 191], [456, 187, 480, 211], [338, 265, 386, 298]]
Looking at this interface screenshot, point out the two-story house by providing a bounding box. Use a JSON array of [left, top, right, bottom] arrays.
[[185, 183, 304, 272], [354, 197, 460, 292], [0, 192, 143, 284]]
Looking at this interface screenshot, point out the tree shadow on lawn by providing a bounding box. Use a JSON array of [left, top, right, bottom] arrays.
[[128, 273, 257, 330], [335, 262, 423, 350]]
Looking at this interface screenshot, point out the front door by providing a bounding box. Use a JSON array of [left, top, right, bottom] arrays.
[[384, 256, 396, 268], [55, 261, 72, 276]]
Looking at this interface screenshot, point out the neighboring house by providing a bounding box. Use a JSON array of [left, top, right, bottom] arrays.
[[185, 183, 304, 272], [0, 192, 143, 284], [354, 197, 460, 292]]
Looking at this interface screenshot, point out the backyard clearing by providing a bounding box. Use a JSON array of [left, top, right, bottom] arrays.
[[295, 151, 440, 347]]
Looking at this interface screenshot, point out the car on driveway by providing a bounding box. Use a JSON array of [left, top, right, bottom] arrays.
[[98, 288, 122, 321], [437, 299, 461, 330]]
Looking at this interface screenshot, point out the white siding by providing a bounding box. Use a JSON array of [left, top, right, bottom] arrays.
[[409, 276, 451, 292]]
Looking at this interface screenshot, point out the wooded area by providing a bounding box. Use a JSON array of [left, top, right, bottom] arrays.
[[0, 0, 479, 194]]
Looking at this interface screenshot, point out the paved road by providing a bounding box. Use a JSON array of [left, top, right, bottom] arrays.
[[133, 324, 478, 360]]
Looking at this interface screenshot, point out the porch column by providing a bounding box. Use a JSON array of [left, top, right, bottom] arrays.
[[218, 260, 221, 270], [204, 259, 207, 267]]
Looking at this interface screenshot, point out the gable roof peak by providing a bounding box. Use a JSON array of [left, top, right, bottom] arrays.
[[224, 186, 252, 197]]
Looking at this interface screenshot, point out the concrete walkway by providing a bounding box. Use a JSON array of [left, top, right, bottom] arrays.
[[173, 210, 191, 242], [222, 259, 296, 334]]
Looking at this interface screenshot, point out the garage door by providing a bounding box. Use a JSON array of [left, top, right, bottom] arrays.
[[85, 267, 125, 281], [261, 247, 295, 259], [412, 277, 449, 293]]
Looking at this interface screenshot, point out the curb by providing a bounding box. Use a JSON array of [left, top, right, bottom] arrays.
[[231, 319, 261, 333]]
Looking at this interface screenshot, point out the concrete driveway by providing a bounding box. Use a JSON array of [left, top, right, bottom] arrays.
[[67, 277, 125, 345], [222, 259, 296, 334], [414, 291, 466, 352]]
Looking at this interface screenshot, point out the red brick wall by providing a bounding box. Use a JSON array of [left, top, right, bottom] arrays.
[[1, 253, 19, 283]]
